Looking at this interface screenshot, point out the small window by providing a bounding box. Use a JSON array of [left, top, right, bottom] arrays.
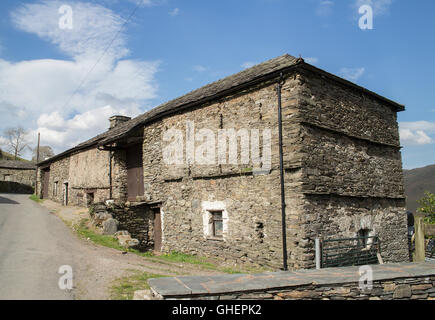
[[4, 174, 12, 181], [211, 211, 223, 238], [86, 192, 94, 206], [358, 229, 370, 247], [53, 182, 58, 196]]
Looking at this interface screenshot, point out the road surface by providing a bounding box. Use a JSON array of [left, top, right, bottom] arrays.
[[0, 193, 77, 299]]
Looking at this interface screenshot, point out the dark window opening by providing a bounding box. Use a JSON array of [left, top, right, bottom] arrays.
[[358, 228, 370, 247], [211, 211, 223, 238], [86, 192, 94, 206], [256, 222, 264, 243]]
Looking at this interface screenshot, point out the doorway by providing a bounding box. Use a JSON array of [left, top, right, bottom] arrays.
[[126, 144, 144, 201], [152, 207, 162, 252], [63, 182, 69, 206], [42, 168, 50, 199]]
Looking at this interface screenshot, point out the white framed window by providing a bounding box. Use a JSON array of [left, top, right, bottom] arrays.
[[202, 201, 228, 240]]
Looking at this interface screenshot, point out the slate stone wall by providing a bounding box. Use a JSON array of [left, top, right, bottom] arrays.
[[68, 148, 111, 206], [109, 202, 155, 250], [125, 71, 409, 269], [152, 276, 435, 300], [33, 68, 408, 270], [0, 167, 35, 187], [293, 70, 408, 268], [138, 77, 305, 269], [46, 157, 70, 203], [147, 262, 435, 301], [37, 147, 117, 206]]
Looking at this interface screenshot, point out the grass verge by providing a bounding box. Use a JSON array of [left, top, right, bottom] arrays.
[[75, 218, 137, 252], [110, 271, 167, 300], [29, 194, 43, 203], [74, 218, 268, 275]]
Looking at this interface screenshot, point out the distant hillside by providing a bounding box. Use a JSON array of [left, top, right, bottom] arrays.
[[404, 164, 435, 213], [0, 149, 30, 162]]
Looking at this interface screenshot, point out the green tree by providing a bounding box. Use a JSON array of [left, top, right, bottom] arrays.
[[417, 191, 435, 224]]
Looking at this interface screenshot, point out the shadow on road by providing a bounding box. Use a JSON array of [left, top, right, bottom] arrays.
[[0, 196, 19, 204]]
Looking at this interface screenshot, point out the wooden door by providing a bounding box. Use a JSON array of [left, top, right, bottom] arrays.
[[42, 169, 50, 199], [126, 144, 144, 201], [64, 183, 69, 206], [153, 207, 162, 252]]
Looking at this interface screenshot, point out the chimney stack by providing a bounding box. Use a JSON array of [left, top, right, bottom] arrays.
[[109, 115, 131, 129]]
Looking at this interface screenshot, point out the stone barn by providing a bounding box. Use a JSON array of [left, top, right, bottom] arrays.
[[37, 54, 409, 269], [0, 160, 35, 194]]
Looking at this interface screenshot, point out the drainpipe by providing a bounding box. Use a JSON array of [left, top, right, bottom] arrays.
[[277, 72, 288, 271], [109, 150, 113, 199]]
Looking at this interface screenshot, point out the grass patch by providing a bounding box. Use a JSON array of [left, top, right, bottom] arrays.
[[156, 251, 216, 268], [110, 271, 167, 300], [73, 219, 268, 275], [75, 219, 128, 251], [29, 194, 43, 203]]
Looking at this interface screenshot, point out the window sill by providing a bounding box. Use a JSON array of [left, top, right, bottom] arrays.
[[206, 236, 225, 242]]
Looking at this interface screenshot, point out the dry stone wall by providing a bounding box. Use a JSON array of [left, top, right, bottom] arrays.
[[139, 77, 306, 268], [146, 262, 435, 300], [33, 67, 408, 270], [109, 202, 155, 250], [68, 148, 111, 206], [38, 147, 115, 206], [293, 70, 408, 268], [47, 157, 70, 203], [0, 167, 35, 187]]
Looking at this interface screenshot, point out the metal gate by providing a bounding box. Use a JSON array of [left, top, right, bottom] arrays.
[[320, 236, 380, 268]]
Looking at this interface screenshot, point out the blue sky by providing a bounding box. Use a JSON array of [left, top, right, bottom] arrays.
[[0, 0, 434, 169]]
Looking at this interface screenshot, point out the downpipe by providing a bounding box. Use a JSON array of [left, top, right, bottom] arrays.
[[277, 72, 288, 271]]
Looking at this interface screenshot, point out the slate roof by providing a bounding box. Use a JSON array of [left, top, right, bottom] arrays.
[[37, 53, 405, 166], [97, 54, 301, 146], [0, 160, 36, 170]]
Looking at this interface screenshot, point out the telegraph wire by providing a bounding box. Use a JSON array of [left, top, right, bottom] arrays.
[[60, 2, 141, 111]]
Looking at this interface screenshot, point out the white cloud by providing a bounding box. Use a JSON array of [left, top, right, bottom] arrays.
[[169, 8, 180, 16], [316, 0, 334, 17], [128, 0, 154, 7], [193, 65, 207, 72], [241, 62, 257, 69], [0, 136, 8, 148], [304, 57, 318, 64], [0, 1, 160, 158], [339, 67, 365, 81], [399, 121, 435, 146], [355, 0, 393, 16], [28, 105, 142, 150], [11, 0, 128, 61]]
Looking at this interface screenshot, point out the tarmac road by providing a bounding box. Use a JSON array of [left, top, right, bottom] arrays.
[[0, 193, 77, 300]]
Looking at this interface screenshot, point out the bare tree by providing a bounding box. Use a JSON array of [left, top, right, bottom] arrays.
[[32, 145, 55, 162], [3, 127, 30, 160]]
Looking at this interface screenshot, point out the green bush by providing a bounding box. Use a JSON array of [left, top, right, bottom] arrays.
[[417, 191, 435, 224]]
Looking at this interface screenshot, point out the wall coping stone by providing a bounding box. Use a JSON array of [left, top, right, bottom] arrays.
[[148, 261, 435, 298]]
